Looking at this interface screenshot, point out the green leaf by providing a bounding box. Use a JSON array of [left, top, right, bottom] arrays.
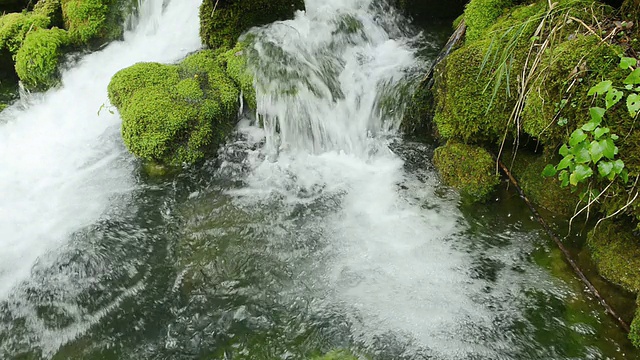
[[598, 161, 613, 177], [589, 107, 605, 123], [594, 127, 610, 139], [582, 121, 599, 132], [612, 159, 625, 174], [569, 129, 587, 147], [589, 140, 604, 163], [605, 89, 624, 109], [588, 81, 612, 96], [611, 133, 619, 141], [574, 144, 591, 164], [627, 93, 640, 117], [624, 68, 640, 85], [570, 165, 593, 186], [559, 170, 570, 187], [621, 169, 629, 183], [557, 155, 574, 170], [542, 164, 557, 177], [557, 117, 568, 126], [620, 56, 638, 69], [559, 144, 570, 157], [600, 138, 616, 159], [626, 84, 634, 90]]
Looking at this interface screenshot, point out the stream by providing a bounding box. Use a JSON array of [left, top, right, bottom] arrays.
[[0, 0, 638, 359]]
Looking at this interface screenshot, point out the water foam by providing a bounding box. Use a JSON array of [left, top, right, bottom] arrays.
[[0, 0, 203, 299]]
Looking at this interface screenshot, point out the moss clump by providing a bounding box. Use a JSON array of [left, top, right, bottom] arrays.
[[433, 40, 514, 143], [62, 0, 113, 44], [464, 0, 512, 42], [0, 12, 51, 55], [199, 0, 304, 49], [219, 41, 257, 110], [588, 220, 640, 294], [108, 50, 240, 167], [508, 151, 578, 215], [312, 350, 359, 360], [632, 296, 640, 348], [34, 0, 63, 28], [15, 27, 69, 90], [433, 141, 501, 201], [108, 62, 181, 108]]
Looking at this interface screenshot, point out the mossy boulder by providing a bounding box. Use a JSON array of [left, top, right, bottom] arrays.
[[15, 27, 69, 90], [464, 0, 512, 42], [108, 50, 240, 167], [588, 220, 640, 346], [61, 0, 124, 45], [34, 0, 64, 28], [0, 12, 51, 55], [432, 39, 515, 143], [200, 0, 304, 49], [312, 350, 359, 360], [218, 41, 256, 110], [433, 142, 501, 201]]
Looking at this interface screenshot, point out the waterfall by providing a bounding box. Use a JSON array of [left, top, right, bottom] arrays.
[[0, 0, 203, 299]]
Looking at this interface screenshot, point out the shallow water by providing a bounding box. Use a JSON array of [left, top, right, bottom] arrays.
[[0, 0, 638, 359]]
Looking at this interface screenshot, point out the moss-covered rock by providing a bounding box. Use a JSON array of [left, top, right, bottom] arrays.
[[433, 141, 501, 201], [464, 0, 512, 42], [588, 220, 640, 294], [34, 0, 63, 28], [15, 27, 69, 90], [0, 12, 51, 55], [508, 151, 579, 215], [61, 0, 120, 45], [219, 41, 257, 110], [432, 39, 515, 143], [200, 0, 304, 49], [312, 350, 359, 360], [108, 50, 240, 167]]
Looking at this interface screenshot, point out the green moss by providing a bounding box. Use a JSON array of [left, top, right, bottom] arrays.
[[312, 350, 359, 360], [464, 0, 512, 42], [107, 62, 181, 108], [34, 0, 63, 28], [219, 41, 257, 110], [199, 0, 304, 49], [508, 150, 578, 215], [14, 27, 69, 90], [61, 0, 121, 45], [401, 80, 434, 135], [108, 50, 240, 167], [433, 40, 514, 143], [632, 296, 640, 348], [0, 12, 51, 54], [522, 35, 622, 144], [433, 141, 501, 202], [588, 220, 640, 294]]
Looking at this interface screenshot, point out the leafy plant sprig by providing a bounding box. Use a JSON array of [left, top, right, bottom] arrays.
[[542, 56, 640, 188]]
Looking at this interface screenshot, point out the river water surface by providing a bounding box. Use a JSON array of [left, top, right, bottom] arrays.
[[0, 0, 638, 359]]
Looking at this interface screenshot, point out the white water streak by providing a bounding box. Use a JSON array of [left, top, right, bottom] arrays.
[[0, 0, 203, 299]]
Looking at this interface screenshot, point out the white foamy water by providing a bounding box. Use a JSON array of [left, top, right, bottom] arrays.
[[0, 0, 203, 298], [232, 0, 511, 357]]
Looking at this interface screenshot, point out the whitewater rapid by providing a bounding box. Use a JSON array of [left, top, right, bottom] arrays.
[[0, 0, 203, 299]]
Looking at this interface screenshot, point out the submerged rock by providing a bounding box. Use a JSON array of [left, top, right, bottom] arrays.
[[108, 50, 240, 167], [199, 0, 304, 49]]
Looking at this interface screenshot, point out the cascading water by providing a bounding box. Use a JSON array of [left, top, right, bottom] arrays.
[[0, 0, 637, 359]]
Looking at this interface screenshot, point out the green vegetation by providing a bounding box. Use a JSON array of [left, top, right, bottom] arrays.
[[413, 0, 640, 347], [312, 350, 359, 360], [199, 0, 304, 49], [15, 27, 70, 90], [108, 50, 240, 167], [0, 0, 132, 91], [219, 40, 257, 110], [433, 141, 501, 201], [463, 0, 512, 42]]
